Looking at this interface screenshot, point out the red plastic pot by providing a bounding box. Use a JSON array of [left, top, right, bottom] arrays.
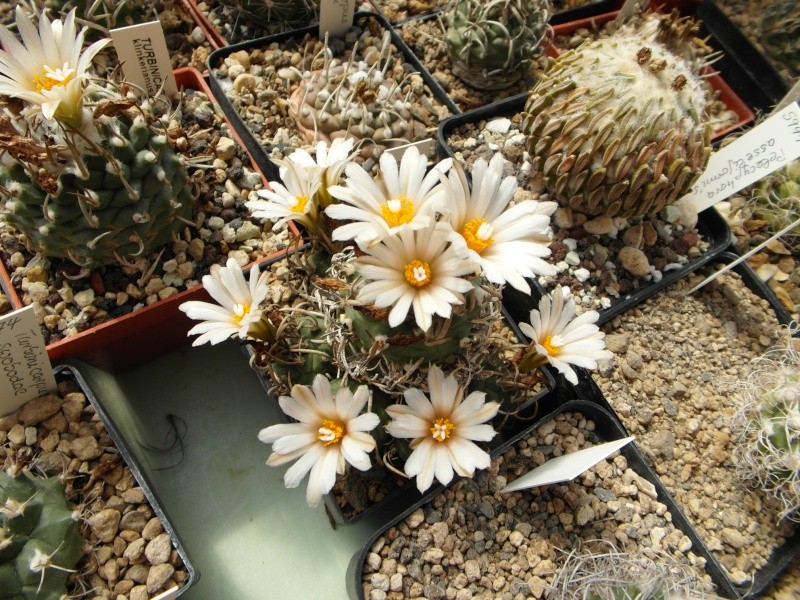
[[0, 67, 298, 372], [180, 0, 227, 49], [550, 5, 754, 141]]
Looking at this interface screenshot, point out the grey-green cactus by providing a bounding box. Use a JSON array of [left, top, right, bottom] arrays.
[[285, 32, 424, 161], [444, 0, 553, 90], [0, 101, 193, 269], [732, 336, 800, 521], [760, 0, 800, 74], [217, 0, 319, 29], [0, 469, 83, 600], [520, 13, 712, 219]]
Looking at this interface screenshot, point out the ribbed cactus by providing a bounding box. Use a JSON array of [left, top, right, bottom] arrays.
[[286, 32, 422, 160], [520, 14, 711, 219], [217, 0, 319, 28], [745, 159, 800, 250], [444, 0, 552, 90], [0, 8, 193, 270], [760, 0, 800, 74], [0, 469, 83, 600]]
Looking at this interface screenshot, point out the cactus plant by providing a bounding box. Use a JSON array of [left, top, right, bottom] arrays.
[[444, 0, 553, 90], [520, 12, 712, 219], [742, 158, 800, 251], [285, 32, 424, 161], [0, 469, 83, 600], [0, 8, 193, 270], [217, 0, 319, 30], [760, 0, 800, 75], [43, 0, 152, 37], [732, 334, 800, 521]]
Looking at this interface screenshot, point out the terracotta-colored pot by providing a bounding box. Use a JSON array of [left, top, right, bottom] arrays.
[[180, 0, 227, 49], [0, 67, 298, 372]]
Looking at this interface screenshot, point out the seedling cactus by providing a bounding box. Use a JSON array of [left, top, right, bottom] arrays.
[[45, 0, 152, 37], [444, 0, 553, 90], [741, 159, 800, 251], [218, 0, 319, 29], [0, 469, 82, 600], [0, 8, 193, 271], [520, 11, 712, 219], [732, 333, 800, 521]]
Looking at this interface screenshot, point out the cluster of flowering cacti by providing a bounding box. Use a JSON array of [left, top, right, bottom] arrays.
[[180, 138, 613, 506]]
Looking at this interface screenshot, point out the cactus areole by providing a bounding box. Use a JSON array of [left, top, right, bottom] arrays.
[[521, 33, 712, 219]]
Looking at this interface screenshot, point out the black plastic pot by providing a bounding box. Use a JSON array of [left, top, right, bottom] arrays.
[[345, 398, 691, 600], [697, 0, 791, 111], [54, 364, 199, 596], [578, 251, 800, 599], [437, 93, 733, 328], [207, 11, 458, 183], [245, 305, 558, 526]]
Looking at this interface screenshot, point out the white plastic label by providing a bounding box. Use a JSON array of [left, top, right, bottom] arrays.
[[150, 586, 180, 600], [499, 436, 635, 493], [0, 305, 56, 417], [319, 0, 355, 38], [110, 21, 177, 97], [385, 139, 437, 161], [687, 102, 800, 213]]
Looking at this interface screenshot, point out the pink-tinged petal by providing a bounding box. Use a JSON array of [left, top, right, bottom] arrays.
[[258, 423, 306, 444], [280, 387, 321, 423], [450, 392, 492, 425], [404, 439, 436, 493], [385, 412, 430, 439], [403, 388, 436, 420], [282, 443, 323, 488], [271, 431, 318, 455], [345, 430, 378, 453], [341, 436, 373, 472], [311, 374, 336, 415]]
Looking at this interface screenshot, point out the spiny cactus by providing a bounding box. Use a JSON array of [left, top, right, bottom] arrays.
[[760, 0, 800, 74], [444, 0, 552, 90], [284, 32, 422, 161], [44, 0, 152, 37], [217, 0, 319, 28], [743, 158, 800, 250], [0, 8, 193, 270], [732, 334, 800, 521], [0, 469, 83, 600], [520, 13, 712, 219]]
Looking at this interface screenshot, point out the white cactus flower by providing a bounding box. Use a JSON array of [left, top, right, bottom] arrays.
[[385, 365, 500, 493], [0, 7, 109, 125], [179, 258, 271, 346], [258, 375, 380, 507], [518, 286, 613, 384], [247, 158, 322, 232], [438, 154, 557, 293]]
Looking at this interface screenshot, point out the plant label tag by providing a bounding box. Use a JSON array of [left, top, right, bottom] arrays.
[[110, 21, 178, 97], [385, 139, 437, 161], [685, 101, 800, 213], [772, 80, 800, 114], [499, 436, 635, 493], [150, 586, 180, 600], [319, 0, 355, 38], [0, 305, 56, 417]]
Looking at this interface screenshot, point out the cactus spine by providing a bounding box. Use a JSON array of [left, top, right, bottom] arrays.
[[760, 0, 800, 75], [0, 469, 83, 600]]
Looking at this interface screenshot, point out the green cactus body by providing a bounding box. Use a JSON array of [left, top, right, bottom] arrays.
[[757, 372, 800, 482], [445, 0, 552, 90], [1, 110, 193, 269], [45, 0, 150, 36], [0, 470, 82, 600], [520, 26, 711, 219], [217, 0, 319, 28], [748, 159, 800, 249], [760, 0, 800, 74]]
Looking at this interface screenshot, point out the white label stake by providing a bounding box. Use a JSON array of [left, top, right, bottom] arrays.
[[319, 0, 355, 38], [685, 102, 800, 213], [0, 305, 57, 417], [110, 21, 177, 97], [500, 436, 635, 493]]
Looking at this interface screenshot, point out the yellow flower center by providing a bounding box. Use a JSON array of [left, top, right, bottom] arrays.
[[404, 259, 432, 288], [318, 419, 345, 446], [232, 303, 251, 325], [32, 65, 76, 93], [430, 418, 455, 442], [461, 218, 494, 253], [381, 196, 415, 227], [290, 195, 308, 214], [541, 334, 560, 356]]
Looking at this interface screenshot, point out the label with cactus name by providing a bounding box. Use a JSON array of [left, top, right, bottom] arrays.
[[686, 101, 800, 213], [319, 0, 356, 38], [110, 21, 177, 97], [0, 305, 56, 417], [500, 436, 635, 493]]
